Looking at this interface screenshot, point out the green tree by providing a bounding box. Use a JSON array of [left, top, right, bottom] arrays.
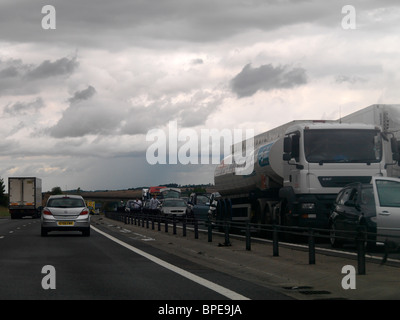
[[51, 186, 63, 195], [0, 178, 7, 206]]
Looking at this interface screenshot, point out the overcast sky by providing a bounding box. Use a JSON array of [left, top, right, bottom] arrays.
[[1, 0, 400, 192]]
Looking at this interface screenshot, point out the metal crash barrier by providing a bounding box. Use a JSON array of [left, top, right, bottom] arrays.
[[104, 210, 400, 275]]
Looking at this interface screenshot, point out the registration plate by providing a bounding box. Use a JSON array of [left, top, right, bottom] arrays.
[[57, 221, 74, 226]]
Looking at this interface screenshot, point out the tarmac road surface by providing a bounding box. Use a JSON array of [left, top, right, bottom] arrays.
[[0, 217, 292, 301]]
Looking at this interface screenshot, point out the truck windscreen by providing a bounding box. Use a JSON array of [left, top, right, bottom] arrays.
[[304, 129, 382, 164]]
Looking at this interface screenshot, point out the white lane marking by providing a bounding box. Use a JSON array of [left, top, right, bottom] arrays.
[[91, 225, 249, 300], [129, 232, 155, 241]]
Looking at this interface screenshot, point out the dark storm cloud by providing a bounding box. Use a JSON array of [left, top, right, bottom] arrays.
[[230, 63, 307, 98], [2, 0, 396, 48]]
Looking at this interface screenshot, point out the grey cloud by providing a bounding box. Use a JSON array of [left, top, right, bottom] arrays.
[[335, 75, 368, 84], [68, 85, 97, 103], [0, 66, 19, 78], [121, 91, 221, 135], [25, 56, 78, 80], [0, 56, 79, 95], [48, 96, 128, 138], [3, 97, 44, 116], [49, 87, 220, 139], [191, 58, 203, 65], [1, 0, 391, 48], [230, 63, 307, 98], [179, 91, 222, 127]]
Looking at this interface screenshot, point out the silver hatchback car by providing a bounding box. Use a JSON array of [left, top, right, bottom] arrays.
[[41, 195, 91, 237]]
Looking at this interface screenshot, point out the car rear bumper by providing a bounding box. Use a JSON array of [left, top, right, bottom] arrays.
[[41, 216, 90, 231]]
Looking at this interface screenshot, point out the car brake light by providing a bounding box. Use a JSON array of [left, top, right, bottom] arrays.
[[43, 208, 52, 215], [80, 209, 89, 215]]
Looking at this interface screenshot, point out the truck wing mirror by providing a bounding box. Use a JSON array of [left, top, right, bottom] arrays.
[[283, 136, 292, 153], [283, 153, 292, 161]]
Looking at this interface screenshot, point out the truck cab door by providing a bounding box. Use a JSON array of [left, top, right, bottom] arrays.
[[372, 177, 400, 245], [283, 132, 302, 190]]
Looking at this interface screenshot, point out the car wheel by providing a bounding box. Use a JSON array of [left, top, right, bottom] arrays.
[[330, 223, 343, 248]]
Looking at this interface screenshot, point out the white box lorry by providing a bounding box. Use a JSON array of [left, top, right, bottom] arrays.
[[8, 177, 42, 219]]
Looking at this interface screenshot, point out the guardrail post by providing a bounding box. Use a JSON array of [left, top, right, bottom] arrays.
[[273, 224, 279, 257], [224, 220, 231, 246], [158, 215, 161, 231], [194, 218, 199, 239], [151, 215, 155, 230], [308, 228, 315, 264], [356, 227, 366, 275], [182, 216, 187, 237], [165, 216, 168, 233], [207, 219, 212, 243], [246, 222, 251, 251], [173, 215, 177, 235]]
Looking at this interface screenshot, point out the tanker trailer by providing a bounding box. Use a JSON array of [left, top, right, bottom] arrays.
[[212, 120, 397, 230]]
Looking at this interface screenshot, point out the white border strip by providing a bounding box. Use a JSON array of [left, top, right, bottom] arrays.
[[91, 225, 250, 300]]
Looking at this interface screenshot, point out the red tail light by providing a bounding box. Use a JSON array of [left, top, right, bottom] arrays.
[[80, 209, 89, 215], [43, 208, 52, 215]]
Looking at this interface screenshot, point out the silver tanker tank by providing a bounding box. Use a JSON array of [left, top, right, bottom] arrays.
[[214, 137, 284, 196]]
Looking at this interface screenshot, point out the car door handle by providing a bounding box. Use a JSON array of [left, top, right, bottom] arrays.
[[379, 211, 391, 216]]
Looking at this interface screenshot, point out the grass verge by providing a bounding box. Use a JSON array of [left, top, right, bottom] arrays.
[[0, 206, 9, 218]]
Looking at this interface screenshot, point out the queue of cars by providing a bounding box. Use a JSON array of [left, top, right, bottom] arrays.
[[126, 190, 213, 222], [39, 190, 212, 237], [38, 179, 400, 246]]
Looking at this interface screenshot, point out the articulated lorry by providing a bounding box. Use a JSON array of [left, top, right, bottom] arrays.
[[9, 177, 42, 219], [211, 104, 400, 230]]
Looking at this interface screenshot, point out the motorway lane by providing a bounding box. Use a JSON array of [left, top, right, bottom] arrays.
[[0, 218, 224, 299], [0, 218, 292, 300]]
